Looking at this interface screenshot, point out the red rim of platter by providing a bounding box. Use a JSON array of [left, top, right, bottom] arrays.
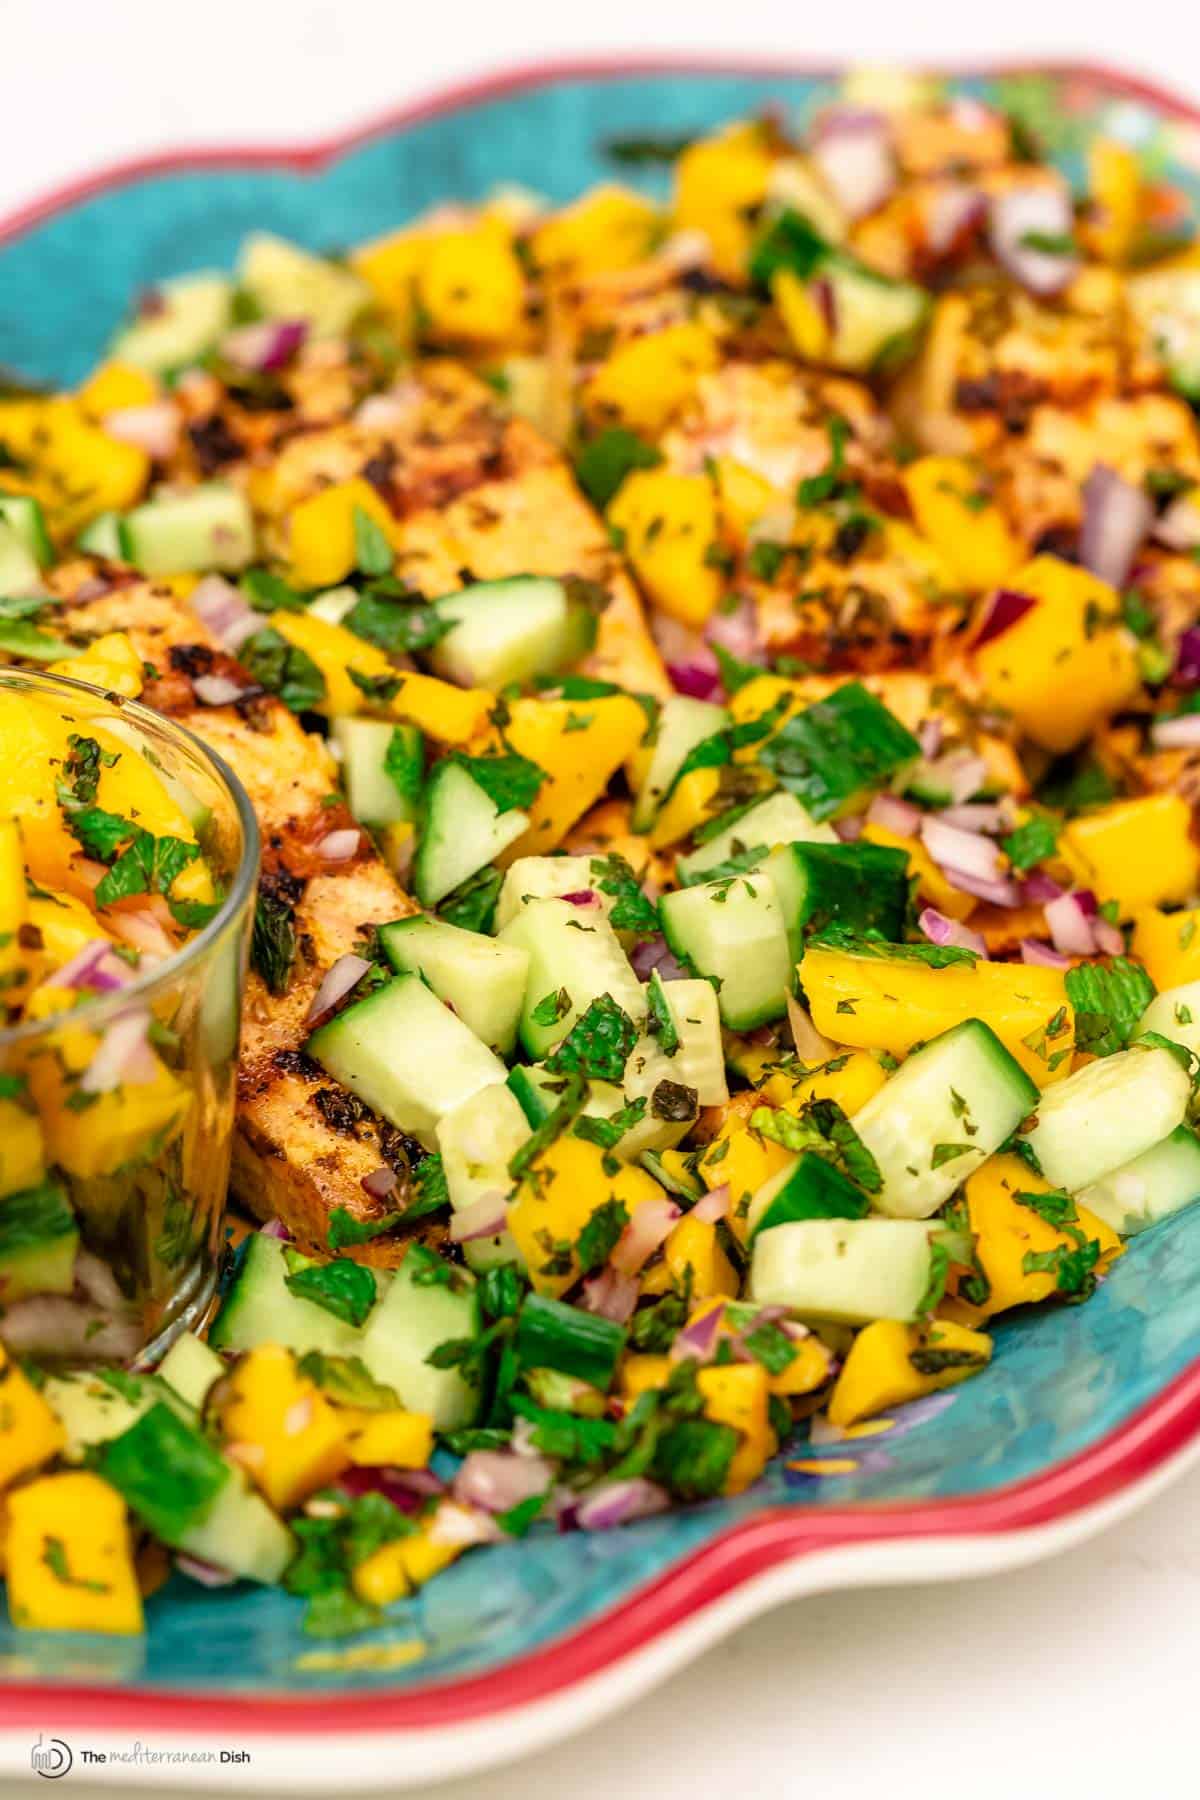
[[2, 51, 1199, 1735]]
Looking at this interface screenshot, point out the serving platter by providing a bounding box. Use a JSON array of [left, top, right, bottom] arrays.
[[3, 55, 1200, 1790]]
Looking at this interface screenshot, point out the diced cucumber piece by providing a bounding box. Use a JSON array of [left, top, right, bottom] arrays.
[[99, 1400, 294, 1583], [435, 1083, 528, 1272], [307, 585, 358, 625], [759, 681, 920, 821], [515, 1294, 624, 1391], [1027, 1045, 1191, 1192], [238, 233, 369, 337], [0, 519, 43, 598], [659, 873, 790, 1030], [499, 898, 645, 1059], [1077, 1125, 1200, 1236], [43, 1370, 159, 1460], [0, 494, 52, 567], [1138, 980, 1200, 1060], [332, 719, 422, 828], [379, 914, 529, 1056], [1129, 267, 1200, 399], [119, 483, 255, 576], [765, 839, 909, 962], [854, 1020, 1038, 1220], [495, 854, 616, 933], [676, 791, 837, 884], [111, 274, 233, 373], [76, 511, 124, 560], [747, 1151, 870, 1238], [750, 1218, 940, 1324], [631, 697, 729, 831], [615, 976, 728, 1158], [357, 1253, 479, 1429], [210, 1233, 372, 1357], [507, 1063, 627, 1129], [177, 1464, 295, 1585], [308, 971, 506, 1148], [429, 576, 597, 689], [0, 1181, 79, 1300], [823, 258, 929, 372], [413, 761, 528, 909], [157, 1332, 224, 1410]]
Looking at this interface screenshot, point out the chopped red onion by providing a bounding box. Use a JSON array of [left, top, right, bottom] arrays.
[[0, 1296, 141, 1361], [867, 793, 920, 837], [1094, 918, 1125, 957], [80, 1011, 156, 1094], [190, 574, 258, 652], [927, 750, 989, 806], [1155, 492, 1200, 552], [936, 802, 1008, 835], [453, 1450, 553, 1514], [786, 993, 835, 1062], [304, 953, 372, 1027], [667, 661, 724, 701], [316, 828, 362, 862], [921, 815, 1003, 883], [916, 716, 943, 759], [360, 1166, 398, 1201], [53, 938, 133, 992], [448, 1192, 508, 1243], [1045, 891, 1096, 957], [1020, 937, 1072, 969], [834, 814, 864, 842], [941, 867, 1023, 907], [428, 1500, 504, 1548], [259, 1218, 292, 1241], [630, 935, 689, 982], [221, 319, 307, 373], [975, 588, 1036, 649], [175, 1553, 237, 1588], [1151, 712, 1200, 749], [103, 403, 180, 461], [192, 672, 246, 708], [1173, 629, 1200, 686], [560, 889, 599, 907], [610, 1196, 681, 1277], [574, 1478, 670, 1531], [1079, 464, 1153, 589], [580, 1266, 640, 1324], [924, 184, 987, 256], [918, 907, 988, 958], [989, 185, 1080, 295], [73, 1249, 128, 1312], [669, 1302, 725, 1364], [690, 1183, 729, 1224], [704, 595, 763, 666], [812, 114, 895, 219], [338, 1465, 441, 1513], [107, 908, 175, 960], [1021, 869, 1064, 904]]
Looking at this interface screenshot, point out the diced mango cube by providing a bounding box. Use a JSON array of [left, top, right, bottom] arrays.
[[962, 1153, 1123, 1317], [48, 631, 144, 698], [220, 1344, 349, 1512], [697, 1362, 773, 1494], [903, 456, 1022, 591], [480, 695, 648, 859], [0, 1347, 64, 1488], [417, 225, 526, 346], [6, 1472, 142, 1635], [343, 1409, 434, 1469], [609, 470, 723, 627], [673, 126, 774, 280], [531, 186, 659, 276], [973, 556, 1140, 752], [586, 324, 718, 438], [288, 478, 399, 588], [509, 1136, 667, 1297], [1063, 795, 1200, 920], [662, 1216, 738, 1301], [77, 360, 159, 418], [268, 607, 393, 718], [827, 1317, 992, 1427], [352, 1514, 462, 1606], [1132, 906, 1200, 991]]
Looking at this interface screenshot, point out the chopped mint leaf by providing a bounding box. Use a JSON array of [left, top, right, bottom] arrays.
[[545, 993, 639, 1084], [353, 506, 394, 578], [284, 1256, 377, 1328], [1065, 957, 1155, 1057]]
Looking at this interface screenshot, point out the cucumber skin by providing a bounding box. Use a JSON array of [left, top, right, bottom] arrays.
[[766, 840, 909, 961]]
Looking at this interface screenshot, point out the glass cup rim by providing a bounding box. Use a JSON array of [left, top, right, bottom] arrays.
[[0, 666, 261, 1051]]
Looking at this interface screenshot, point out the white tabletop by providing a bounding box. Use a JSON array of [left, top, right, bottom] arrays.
[[3, 3, 1198, 1792]]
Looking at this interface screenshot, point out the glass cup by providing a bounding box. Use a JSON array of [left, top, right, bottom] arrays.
[[0, 668, 259, 1366]]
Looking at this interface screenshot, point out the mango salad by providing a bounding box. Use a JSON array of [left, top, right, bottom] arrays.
[[5, 71, 1200, 1640]]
